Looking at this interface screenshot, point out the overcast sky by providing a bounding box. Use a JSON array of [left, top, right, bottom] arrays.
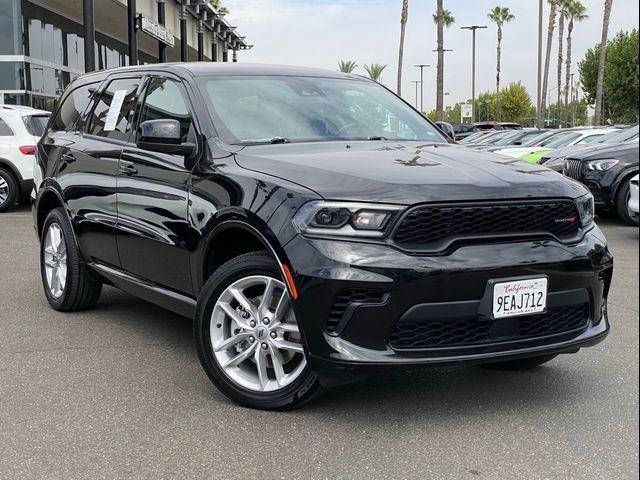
[[224, 0, 639, 111]]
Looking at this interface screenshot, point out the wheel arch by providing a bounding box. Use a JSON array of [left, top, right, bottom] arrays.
[[197, 218, 296, 299], [611, 167, 640, 204], [0, 158, 23, 191]]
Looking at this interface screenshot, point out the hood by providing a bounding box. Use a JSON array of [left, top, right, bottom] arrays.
[[569, 142, 639, 164], [234, 141, 587, 204]]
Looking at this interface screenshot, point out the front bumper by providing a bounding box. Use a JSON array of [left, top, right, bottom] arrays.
[[284, 226, 613, 378]]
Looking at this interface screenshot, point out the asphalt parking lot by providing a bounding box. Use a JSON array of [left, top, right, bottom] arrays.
[[0, 206, 637, 480]]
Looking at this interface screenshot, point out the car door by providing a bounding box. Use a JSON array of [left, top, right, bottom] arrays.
[[55, 76, 142, 267], [115, 75, 196, 294]]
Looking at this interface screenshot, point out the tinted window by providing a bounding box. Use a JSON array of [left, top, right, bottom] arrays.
[[0, 117, 14, 136], [23, 114, 50, 136], [138, 78, 193, 143], [87, 78, 140, 141], [50, 83, 98, 132]]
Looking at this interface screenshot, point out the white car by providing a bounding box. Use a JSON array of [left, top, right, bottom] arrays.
[[0, 106, 50, 212], [494, 128, 611, 159], [629, 174, 639, 220]]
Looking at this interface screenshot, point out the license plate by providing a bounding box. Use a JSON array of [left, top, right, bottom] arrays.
[[492, 278, 548, 319]]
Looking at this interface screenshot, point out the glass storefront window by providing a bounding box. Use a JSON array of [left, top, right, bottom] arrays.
[[0, 62, 25, 90], [0, 0, 22, 55]]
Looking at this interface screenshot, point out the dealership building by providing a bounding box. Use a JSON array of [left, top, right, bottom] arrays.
[[0, 0, 250, 109]]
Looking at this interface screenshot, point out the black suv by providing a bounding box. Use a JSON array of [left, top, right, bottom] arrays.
[[562, 142, 639, 225], [33, 64, 613, 409]]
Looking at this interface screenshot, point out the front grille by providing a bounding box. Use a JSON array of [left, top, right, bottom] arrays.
[[389, 303, 589, 350], [392, 201, 581, 249], [326, 289, 388, 334], [563, 159, 583, 179]]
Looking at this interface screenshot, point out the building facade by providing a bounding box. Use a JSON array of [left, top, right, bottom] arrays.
[[0, 0, 250, 110]]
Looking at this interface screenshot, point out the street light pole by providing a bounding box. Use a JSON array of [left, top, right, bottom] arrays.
[[536, 0, 543, 127], [414, 64, 430, 113], [411, 80, 421, 109], [461, 25, 487, 123]]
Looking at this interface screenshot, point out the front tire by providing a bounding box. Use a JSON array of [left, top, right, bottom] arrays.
[[40, 208, 102, 311], [616, 178, 639, 226], [194, 252, 322, 410], [0, 169, 18, 212], [481, 353, 559, 370]]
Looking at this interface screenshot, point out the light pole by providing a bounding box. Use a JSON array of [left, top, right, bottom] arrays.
[[411, 80, 421, 109], [461, 25, 487, 122], [414, 64, 430, 113], [536, 0, 543, 127]]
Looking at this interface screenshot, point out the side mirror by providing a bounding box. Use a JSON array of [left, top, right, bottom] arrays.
[[514, 141, 522, 145], [137, 119, 196, 156]]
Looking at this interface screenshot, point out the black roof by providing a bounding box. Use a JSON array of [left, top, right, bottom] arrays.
[[72, 62, 365, 86]]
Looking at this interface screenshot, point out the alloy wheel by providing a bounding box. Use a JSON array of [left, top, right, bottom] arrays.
[[43, 223, 67, 298], [0, 177, 8, 204], [209, 275, 306, 393]]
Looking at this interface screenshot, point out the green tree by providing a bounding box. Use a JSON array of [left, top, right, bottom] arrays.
[[548, 100, 588, 126], [475, 91, 497, 122], [364, 63, 387, 83], [209, 0, 229, 14], [397, 0, 409, 96], [488, 6, 515, 121], [338, 60, 358, 73], [433, 3, 455, 121], [579, 29, 639, 123], [500, 82, 533, 124]]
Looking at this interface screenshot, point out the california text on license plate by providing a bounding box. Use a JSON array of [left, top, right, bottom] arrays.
[[492, 278, 548, 319]]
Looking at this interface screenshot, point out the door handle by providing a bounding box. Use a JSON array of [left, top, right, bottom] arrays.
[[61, 153, 76, 163], [119, 163, 138, 176]]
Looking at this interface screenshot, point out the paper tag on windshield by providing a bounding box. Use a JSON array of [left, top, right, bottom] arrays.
[[103, 90, 128, 131]]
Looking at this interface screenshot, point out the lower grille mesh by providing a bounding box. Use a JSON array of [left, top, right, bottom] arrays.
[[389, 303, 589, 350], [327, 290, 388, 334]]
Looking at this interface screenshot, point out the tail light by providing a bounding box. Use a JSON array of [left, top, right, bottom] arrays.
[[19, 145, 36, 155]]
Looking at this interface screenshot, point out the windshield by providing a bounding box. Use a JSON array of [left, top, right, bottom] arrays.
[[529, 130, 568, 147], [492, 131, 525, 146], [476, 131, 512, 144], [23, 114, 50, 136], [545, 132, 581, 148], [598, 126, 639, 143], [198, 76, 447, 145]]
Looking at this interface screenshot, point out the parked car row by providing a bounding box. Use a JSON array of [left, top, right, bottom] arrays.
[[460, 123, 639, 226]]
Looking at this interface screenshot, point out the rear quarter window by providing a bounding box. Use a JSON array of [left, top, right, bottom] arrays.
[[0, 117, 14, 136], [23, 114, 50, 136], [50, 82, 100, 132]]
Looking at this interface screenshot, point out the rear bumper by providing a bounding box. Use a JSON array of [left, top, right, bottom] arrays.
[[284, 226, 613, 377]]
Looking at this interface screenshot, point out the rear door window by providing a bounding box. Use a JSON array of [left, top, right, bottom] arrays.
[[50, 83, 99, 132], [87, 78, 141, 141]]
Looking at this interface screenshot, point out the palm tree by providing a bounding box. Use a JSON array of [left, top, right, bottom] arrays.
[[397, 0, 409, 96], [594, 0, 613, 125], [540, 0, 558, 127], [364, 64, 387, 83], [487, 6, 515, 121], [556, 0, 570, 119], [338, 60, 358, 73], [564, 1, 588, 108], [433, 3, 455, 121]]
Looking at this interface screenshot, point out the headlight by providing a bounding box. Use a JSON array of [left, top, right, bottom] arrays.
[[293, 201, 404, 238], [575, 193, 594, 227], [586, 159, 620, 171]]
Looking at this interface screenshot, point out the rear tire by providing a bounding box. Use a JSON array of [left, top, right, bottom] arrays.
[[194, 251, 322, 410], [0, 169, 18, 213], [616, 178, 639, 226], [40, 208, 102, 311], [481, 354, 559, 370]]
